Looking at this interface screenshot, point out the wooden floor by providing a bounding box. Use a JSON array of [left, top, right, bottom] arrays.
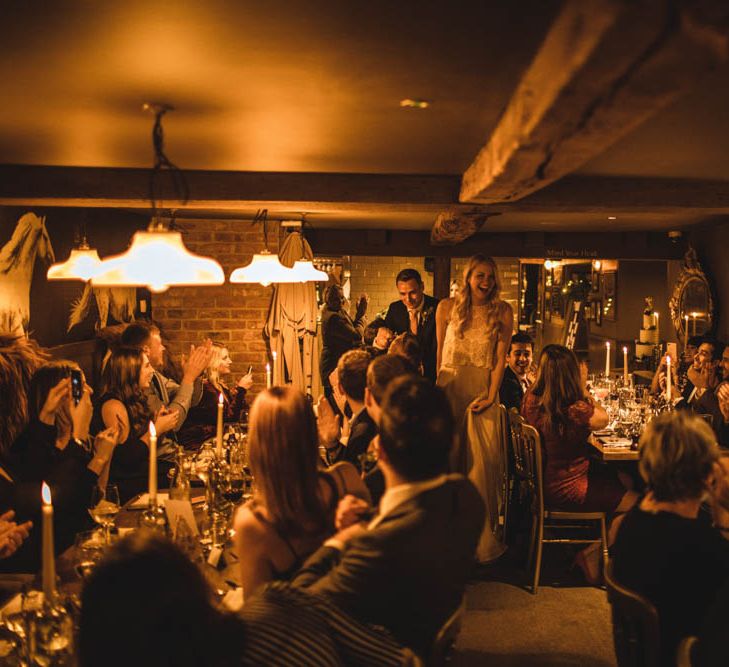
[[454, 551, 617, 666]]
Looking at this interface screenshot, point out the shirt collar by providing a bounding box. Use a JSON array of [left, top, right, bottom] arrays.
[[368, 473, 455, 529]]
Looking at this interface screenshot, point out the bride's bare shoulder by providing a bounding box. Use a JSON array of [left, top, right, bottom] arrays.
[[436, 298, 455, 319]]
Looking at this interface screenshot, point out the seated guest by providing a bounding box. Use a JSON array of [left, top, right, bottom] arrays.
[[674, 338, 722, 408], [178, 342, 253, 446], [121, 322, 210, 461], [692, 343, 729, 448], [96, 347, 178, 502], [318, 349, 377, 470], [294, 376, 485, 658], [320, 285, 368, 391], [499, 332, 534, 411], [522, 344, 638, 582], [0, 332, 49, 456], [3, 363, 118, 568], [80, 532, 411, 667], [234, 386, 370, 596], [362, 354, 418, 504], [612, 412, 729, 666], [388, 332, 423, 374]]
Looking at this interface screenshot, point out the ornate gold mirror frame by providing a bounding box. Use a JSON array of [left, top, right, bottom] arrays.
[[668, 247, 715, 343]]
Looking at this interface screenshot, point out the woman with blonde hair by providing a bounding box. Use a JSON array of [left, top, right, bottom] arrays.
[[177, 341, 253, 446], [234, 386, 369, 595], [435, 254, 513, 562], [612, 412, 729, 666]]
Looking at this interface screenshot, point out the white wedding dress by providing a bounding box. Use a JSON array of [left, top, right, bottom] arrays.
[[437, 302, 507, 563]]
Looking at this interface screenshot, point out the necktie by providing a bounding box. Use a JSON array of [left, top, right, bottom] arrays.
[[408, 310, 418, 335]]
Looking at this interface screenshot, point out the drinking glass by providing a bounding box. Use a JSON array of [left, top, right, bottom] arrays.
[[88, 484, 121, 545], [73, 530, 105, 580]]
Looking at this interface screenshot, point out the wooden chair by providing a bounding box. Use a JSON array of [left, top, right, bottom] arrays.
[[507, 409, 608, 593], [428, 598, 466, 667], [604, 560, 660, 667], [496, 403, 511, 538]]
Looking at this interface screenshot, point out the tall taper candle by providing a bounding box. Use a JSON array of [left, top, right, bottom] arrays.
[[666, 355, 672, 401], [266, 363, 272, 389], [684, 314, 689, 344], [148, 421, 157, 504], [605, 342, 611, 377], [623, 346, 628, 385], [272, 350, 278, 386], [41, 482, 56, 601], [216, 392, 224, 458]]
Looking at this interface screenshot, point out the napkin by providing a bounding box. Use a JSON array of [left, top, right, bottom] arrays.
[[599, 435, 633, 449]]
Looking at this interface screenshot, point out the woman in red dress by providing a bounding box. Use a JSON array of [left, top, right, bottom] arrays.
[[522, 344, 638, 581]]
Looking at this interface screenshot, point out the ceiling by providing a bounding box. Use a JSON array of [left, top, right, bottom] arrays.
[[2, 0, 729, 234]]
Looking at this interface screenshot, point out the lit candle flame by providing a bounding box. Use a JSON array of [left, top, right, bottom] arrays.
[[218, 392, 224, 405], [41, 481, 52, 505], [623, 346, 627, 354], [149, 421, 156, 438]]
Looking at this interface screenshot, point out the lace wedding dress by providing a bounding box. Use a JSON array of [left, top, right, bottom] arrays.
[[437, 302, 506, 563]]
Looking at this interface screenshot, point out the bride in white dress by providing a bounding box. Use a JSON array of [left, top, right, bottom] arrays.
[[436, 255, 513, 563]]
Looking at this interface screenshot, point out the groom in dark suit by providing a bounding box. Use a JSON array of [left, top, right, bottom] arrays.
[[293, 376, 484, 658], [499, 332, 534, 411], [383, 268, 439, 382]]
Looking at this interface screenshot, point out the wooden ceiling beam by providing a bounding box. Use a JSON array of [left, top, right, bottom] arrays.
[[459, 0, 729, 208], [0, 165, 465, 212], [430, 209, 498, 245]]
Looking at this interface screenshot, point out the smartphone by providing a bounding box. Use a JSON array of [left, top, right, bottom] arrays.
[[247, 365, 253, 375], [70, 369, 83, 406]]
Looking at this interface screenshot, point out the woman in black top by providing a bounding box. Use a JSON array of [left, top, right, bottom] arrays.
[[611, 411, 729, 666], [96, 347, 178, 503], [2, 361, 118, 570]]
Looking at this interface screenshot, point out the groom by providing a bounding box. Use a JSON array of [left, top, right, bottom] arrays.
[[384, 268, 439, 383]]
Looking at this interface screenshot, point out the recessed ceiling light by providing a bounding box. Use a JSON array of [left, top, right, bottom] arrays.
[[400, 99, 430, 109], [607, 216, 617, 220]]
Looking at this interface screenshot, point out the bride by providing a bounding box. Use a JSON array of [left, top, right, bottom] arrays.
[[436, 255, 512, 562]]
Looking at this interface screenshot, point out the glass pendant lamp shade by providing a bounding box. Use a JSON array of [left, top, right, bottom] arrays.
[[47, 244, 102, 281], [91, 229, 224, 293], [290, 260, 328, 282], [229, 250, 301, 287]]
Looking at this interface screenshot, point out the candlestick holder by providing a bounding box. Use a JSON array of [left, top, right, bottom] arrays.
[[206, 456, 230, 517], [139, 499, 168, 535], [27, 598, 75, 666]]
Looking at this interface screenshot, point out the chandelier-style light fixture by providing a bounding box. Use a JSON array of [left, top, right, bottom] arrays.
[[47, 236, 102, 282], [91, 104, 224, 293]]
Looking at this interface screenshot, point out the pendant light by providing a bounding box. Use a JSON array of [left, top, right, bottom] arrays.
[[290, 259, 328, 282], [91, 104, 224, 292], [229, 209, 300, 286], [47, 237, 102, 282]]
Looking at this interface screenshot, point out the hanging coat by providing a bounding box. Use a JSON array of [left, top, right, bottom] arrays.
[[264, 231, 322, 398]]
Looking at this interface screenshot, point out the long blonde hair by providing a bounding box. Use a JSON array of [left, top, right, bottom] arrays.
[[205, 342, 228, 392], [248, 386, 327, 537], [451, 255, 500, 337]]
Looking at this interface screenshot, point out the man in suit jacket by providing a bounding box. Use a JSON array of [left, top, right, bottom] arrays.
[[294, 376, 485, 658], [321, 349, 377, 471], [384, 268, 439, 383], [499, 332, 534, 411]]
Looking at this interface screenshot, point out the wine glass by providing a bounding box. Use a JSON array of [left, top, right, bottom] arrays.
[[88, 484, 121, 545]]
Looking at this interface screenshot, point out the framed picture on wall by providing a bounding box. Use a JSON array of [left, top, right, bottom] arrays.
[[602, 271, 617, 321]]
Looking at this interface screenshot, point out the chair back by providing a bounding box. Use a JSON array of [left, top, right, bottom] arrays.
[[507, 409, 545, 519], [604, 560, 660, 667], [497, 403, 509, 529], [428, 598, 465, 667]]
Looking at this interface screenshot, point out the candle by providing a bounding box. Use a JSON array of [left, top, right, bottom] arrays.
[[654, 311, 659, 336], [216, 392, 224, 458], [41, 482, 56, 601], [272, 350, 278, 386], [666, 355, 672, 401], [605, 342, 610, 377], [148, 421, 157, 504], [266, 363, 272, 389], [623, 346, 628, 385], [684, 314, 689, 342]]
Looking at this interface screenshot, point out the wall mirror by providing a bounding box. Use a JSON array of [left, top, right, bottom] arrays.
[[669, 247, 715, 341]]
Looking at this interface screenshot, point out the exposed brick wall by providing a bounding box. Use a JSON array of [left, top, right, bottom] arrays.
[[151, 219, 279, 398]]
